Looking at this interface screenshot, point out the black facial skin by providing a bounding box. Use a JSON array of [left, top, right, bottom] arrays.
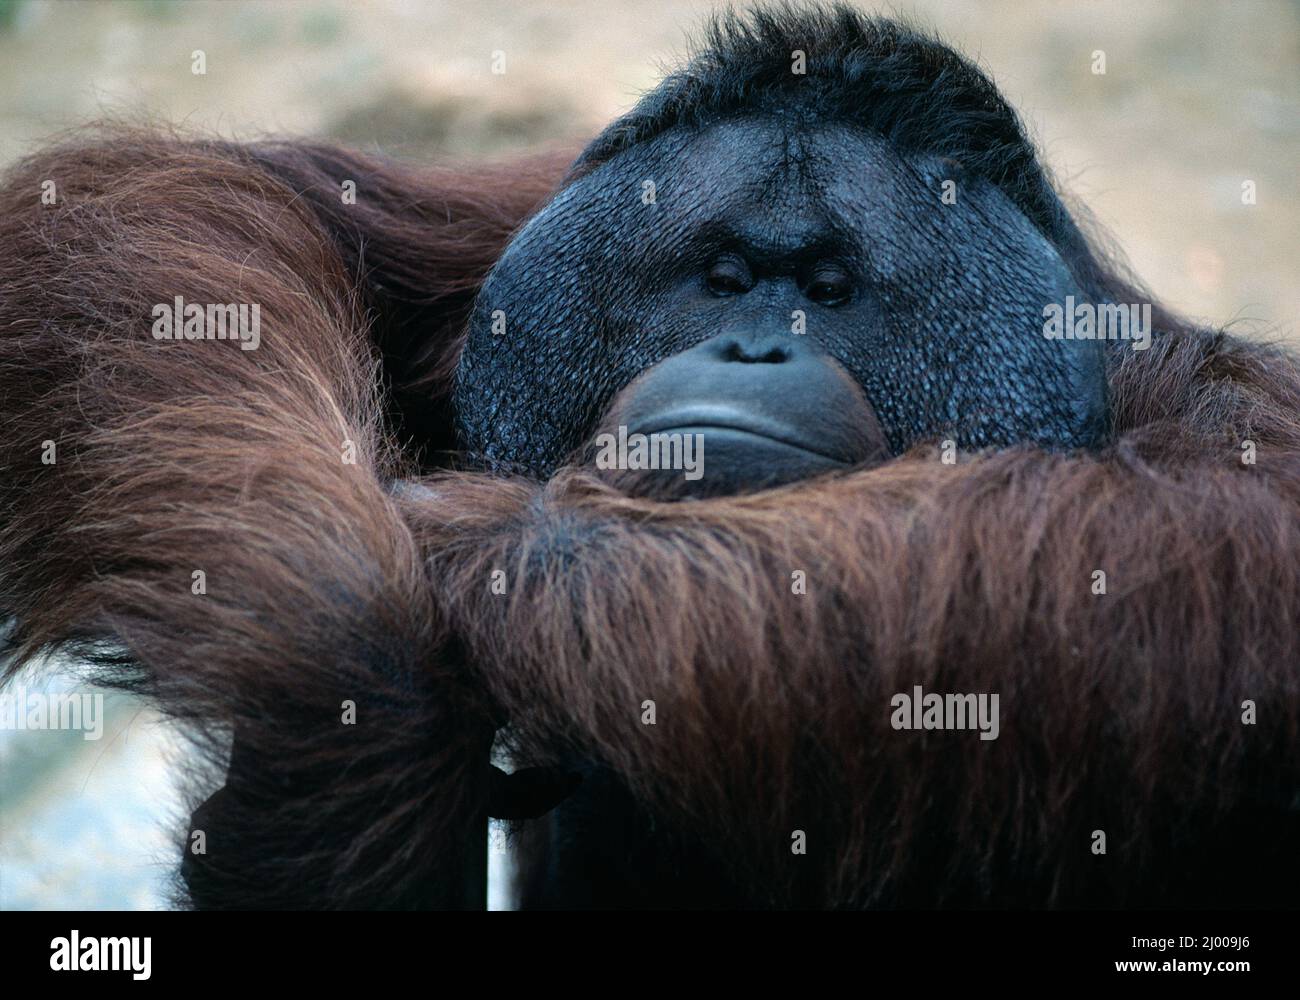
[[454, 116, 1107, 496]]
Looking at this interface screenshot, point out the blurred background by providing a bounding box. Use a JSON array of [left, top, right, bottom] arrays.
[[0, 0, 1296, 909]]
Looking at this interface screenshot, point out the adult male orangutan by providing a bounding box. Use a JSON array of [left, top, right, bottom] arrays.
[[1, 5, 1296, 908]]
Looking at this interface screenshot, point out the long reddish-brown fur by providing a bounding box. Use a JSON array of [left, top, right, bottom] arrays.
[[408, 332, 1300, 906], [1, 127, 1297, 907], [0, 129, 568, 907]]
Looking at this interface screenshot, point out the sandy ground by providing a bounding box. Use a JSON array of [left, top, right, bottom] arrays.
[[0, 0, 1296, 909]]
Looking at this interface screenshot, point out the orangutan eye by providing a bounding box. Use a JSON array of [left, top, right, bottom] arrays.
[[707, 256, 753, 296], [805, 266, 852, 307]]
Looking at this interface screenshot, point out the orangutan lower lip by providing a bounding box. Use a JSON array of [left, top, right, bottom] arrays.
[[635, 406, 859, 464], [642, 424, 851, 465]]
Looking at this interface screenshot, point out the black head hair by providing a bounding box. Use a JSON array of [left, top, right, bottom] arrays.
[[575, 3, 1091, 264]]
